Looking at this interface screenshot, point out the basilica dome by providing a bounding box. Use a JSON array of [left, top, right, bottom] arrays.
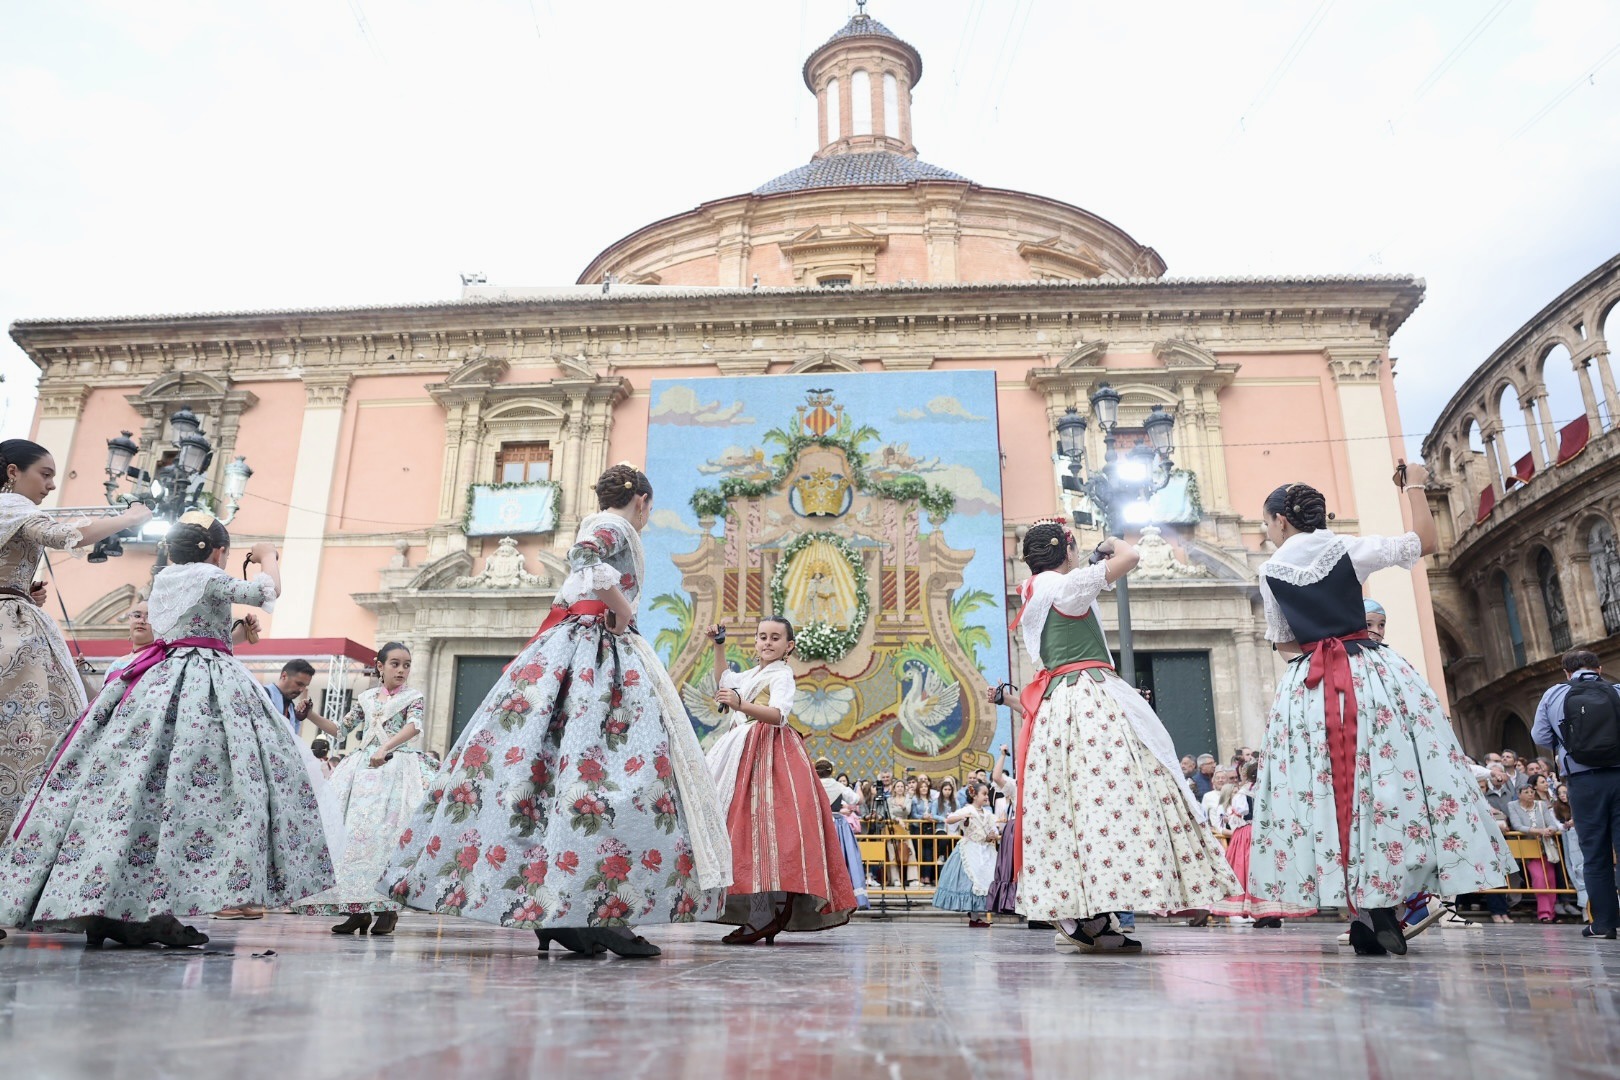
[[577, 13, 1165, 289]]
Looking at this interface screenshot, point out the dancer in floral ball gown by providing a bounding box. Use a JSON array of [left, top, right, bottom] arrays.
[[1011, 520, 1236, 954], [298, 642, 434, 935], [702, 617, 857, 944], [1244, 468, 1514, 956], [383, 465, 732, 958], [0, 513, 335, 948]]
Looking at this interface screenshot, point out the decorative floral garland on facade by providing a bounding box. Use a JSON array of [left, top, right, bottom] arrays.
[[460, 479, 563, 535], [769, 530, 870, 661]]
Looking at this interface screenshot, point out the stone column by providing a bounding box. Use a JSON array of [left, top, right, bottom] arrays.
[[1592, 349, 1620, 426], [1232, 627, 1268, 748], [1532, 387, 1560, 464], [1576, 360, 1604, 430], [1198, 385, 1232, 513], [1520, 395, 1548, 469], [1484, 422, 1512, 494], [33, 386, 88, 509], [1325, 347, 1436, 683], [1565, 550, 1604, 646], [274, 375, 352, 636]]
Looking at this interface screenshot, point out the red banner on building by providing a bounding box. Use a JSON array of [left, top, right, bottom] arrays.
[[1508, 451, 1535, 487], [1476, 485, 1496, 524], [1556, 414, 1591, 466]]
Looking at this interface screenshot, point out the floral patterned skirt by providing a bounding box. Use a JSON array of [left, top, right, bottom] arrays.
[[1015, 676, 1237, 921], [1245, 646, 1515, 916], [381, 620, 727, 928], [295, 750, 434, 915], [713, 722, 855, 932], [0, 601, 87, 839], [0, 649, 335, 924]]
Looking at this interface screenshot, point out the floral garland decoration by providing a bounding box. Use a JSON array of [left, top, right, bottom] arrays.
[[769, 530, 870, 662]]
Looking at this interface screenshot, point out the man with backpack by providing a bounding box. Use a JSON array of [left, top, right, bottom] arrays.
[[1532, 649, 1620, 939]]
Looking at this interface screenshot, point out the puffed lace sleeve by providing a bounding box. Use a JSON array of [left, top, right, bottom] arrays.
[[560, 519, 627, 598], [767, 666, 798, 713], [204, 571, 278, 612], [1256, 573, 1296, 644], [1049, 561, 1111, 613], [19, 516, 85, 553], [1343, 532, 1423, 582]]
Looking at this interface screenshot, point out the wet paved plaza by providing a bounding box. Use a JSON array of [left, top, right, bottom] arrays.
[[2, 914, 1618, 1079]]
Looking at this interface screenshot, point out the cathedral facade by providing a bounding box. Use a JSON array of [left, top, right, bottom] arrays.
[[10, 13, 1436, 763]]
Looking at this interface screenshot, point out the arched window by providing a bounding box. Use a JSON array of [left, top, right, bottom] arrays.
[[851, 70, 872, 135], [1498, 572, 1527, 668], [1590, 521, 1620, 635], [825, 77, 841, 142], [1536, 548, 1572, 652], [883, 72, 899, 136]]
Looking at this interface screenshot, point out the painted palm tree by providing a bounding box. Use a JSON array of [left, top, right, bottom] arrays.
[[948, 587, 995, 668], [649, 592, 695, 665]]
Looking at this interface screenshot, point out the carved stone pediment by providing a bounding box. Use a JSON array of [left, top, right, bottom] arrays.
[[1018, 236, 1104, 280], [781, 224, 887, 285], [1055, 340, 1108, 371], [1132, 526, 1213, 580], [1154, 338, 1220, 370]]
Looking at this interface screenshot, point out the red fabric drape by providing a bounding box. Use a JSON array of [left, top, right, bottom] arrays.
[[1556, 414, 1591, 467], [1509, 451, 1535, 487], [1476, 485, 1496, 524]]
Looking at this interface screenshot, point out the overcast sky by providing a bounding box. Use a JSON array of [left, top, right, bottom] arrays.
[[4, 0, 1618, 462]]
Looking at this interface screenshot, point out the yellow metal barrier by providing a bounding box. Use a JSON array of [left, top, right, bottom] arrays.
[[855, 815, 975, 902]]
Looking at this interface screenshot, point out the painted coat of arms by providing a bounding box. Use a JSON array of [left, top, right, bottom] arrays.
[[639, 372, 1009, 779]]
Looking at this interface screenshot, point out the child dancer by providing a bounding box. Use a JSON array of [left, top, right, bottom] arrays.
[[0, 514, 335, 947], [102, 599, 153, 683], [1012, 520, 1236, 953], [704, 617, 856, 943], [1246, 471, 1514, 955], [931, 780, 1002, 926], [816, 758, 870, 910], [383, 465, 732, 958], [299, 642, 434, 935]]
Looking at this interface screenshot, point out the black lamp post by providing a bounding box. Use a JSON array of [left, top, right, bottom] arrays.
[[1053, 384, 1178, 686]]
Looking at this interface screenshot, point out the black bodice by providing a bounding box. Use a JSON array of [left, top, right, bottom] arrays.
[[1264, 552, 1368, 645]]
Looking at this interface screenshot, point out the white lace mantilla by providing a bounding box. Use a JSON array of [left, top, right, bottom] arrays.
[[148, 563, 277, 639]]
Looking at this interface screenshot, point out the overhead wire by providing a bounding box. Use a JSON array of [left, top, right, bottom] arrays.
[[1387, 0, 1513, 133], [1233, 0, 1335, 135], [1506, 39, 1620, 143]]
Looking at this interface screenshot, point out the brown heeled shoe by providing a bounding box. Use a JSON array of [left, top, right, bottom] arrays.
[[370, 911, 398, 936], [332, 913, 373, 935]]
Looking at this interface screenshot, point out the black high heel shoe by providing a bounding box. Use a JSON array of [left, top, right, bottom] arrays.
[[576, 927, 662, 958], [370, 911, 398, 936], [535, 929, 606, 955], [85, 914, 208, 948], [332, 913, 373, 935], [147, 914, 209, 948]]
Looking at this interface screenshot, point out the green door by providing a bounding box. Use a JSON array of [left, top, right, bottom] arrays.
[[450, 655, 514, 749], [1140, 650, 1217, 760]]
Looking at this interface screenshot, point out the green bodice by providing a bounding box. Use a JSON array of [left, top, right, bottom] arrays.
[[1038, 607, 1113, 696]]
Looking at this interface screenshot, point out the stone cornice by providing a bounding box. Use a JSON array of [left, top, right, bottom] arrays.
[[12, 277, 1423, 387]]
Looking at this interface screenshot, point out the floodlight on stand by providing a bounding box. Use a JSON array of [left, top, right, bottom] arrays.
[[168, 407, 202, 444], [1123, 500, 1153, 525], [175, 433, 210, 475], [1089, 383, 1121, 431], [141, 519, 169, 539], [1055, 406, 1088, 461], [105, 431, 138, 479], [1114, 456, 1150, 484], [1143, 405, 1175, 454]]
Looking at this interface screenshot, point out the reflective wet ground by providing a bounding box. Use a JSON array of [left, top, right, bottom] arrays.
[[2, 915, 1617, 1079]]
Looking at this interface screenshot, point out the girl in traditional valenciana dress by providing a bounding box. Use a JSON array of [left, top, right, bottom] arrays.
[[0, 514, 334, 948], [1244, 469, 1514, 955], [298, 642, 434, 935], [0, 439, 151, 847], [931, 780, 1002, 927], [1012, 519, 1236, 954], [382, 465, 731, 958], [703, 617, 857, 944]]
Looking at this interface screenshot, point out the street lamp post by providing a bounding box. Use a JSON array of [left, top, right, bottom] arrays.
[[1053, 385, 1178, 687]]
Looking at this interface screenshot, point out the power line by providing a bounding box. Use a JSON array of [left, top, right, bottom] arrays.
[[1235, 0, 1335, 135], [991, 0, 1037, 116], [1387, 0, 1513, 134], [1506, 39, 1620, 143]]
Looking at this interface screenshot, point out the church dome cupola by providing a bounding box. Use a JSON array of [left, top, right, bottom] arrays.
[[803, 9, 922, 160]]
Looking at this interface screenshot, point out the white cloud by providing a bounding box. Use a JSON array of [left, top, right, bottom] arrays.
[[648, 386, 755, 427], [914, 462, 1001, 516], [895, 395, 989, 424], [648, 509, 704, 535]]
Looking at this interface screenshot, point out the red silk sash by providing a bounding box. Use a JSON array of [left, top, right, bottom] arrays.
[[506, 601, 610, 673], [1012, 657, 1117, 876], [12, 636, 231, 840], [1299, 630, 1371, 871]]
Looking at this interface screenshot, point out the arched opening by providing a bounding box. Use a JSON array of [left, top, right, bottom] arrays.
[[1499, 713, 1536, 760], [1495, 383, 1532, 485], [883, 72, 899, 137], [825, 76, 841, 142], [1538, 342, 1585, 458], [1600, 297, 1620, 429], [850, 70, 872, 136], [1534, 547, 1572, 653], [1589, 518, 1620, 636], [1497, 570, 1527, 668]]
